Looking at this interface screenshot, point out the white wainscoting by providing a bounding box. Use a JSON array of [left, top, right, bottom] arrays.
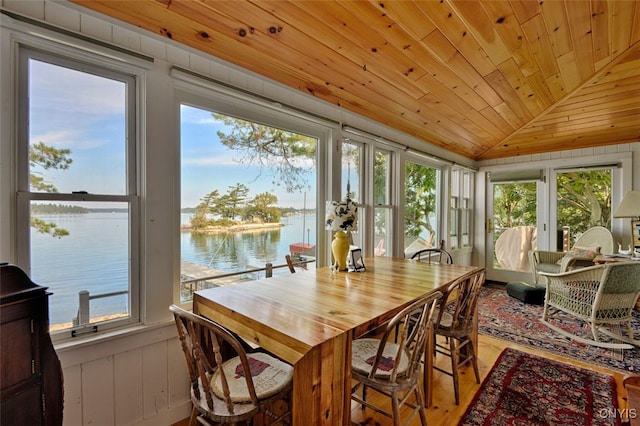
[[56, 323, 191, 425]]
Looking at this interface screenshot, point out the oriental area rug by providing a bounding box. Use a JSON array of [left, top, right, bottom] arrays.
[[477, 286, 640, 373], [458, 348, 621, 426]]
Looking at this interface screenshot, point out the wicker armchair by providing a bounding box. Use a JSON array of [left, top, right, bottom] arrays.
[[540, 262, 640, 349], [529, 226, 614, 284]]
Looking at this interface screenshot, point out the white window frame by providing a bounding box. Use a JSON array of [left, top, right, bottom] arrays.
[[371, 147, 393, 257], [450, 167, 475, 249], [14, 45, 141, 341]]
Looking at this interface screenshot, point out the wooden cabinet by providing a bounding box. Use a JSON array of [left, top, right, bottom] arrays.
[[1, 263, 63, 425]]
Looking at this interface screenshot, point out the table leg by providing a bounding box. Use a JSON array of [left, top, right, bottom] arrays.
[[424, 322, 434, 408], [292, 332, 352, 425]]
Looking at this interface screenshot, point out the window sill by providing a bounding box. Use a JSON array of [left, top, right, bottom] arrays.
[[54, 320, 176, 367]]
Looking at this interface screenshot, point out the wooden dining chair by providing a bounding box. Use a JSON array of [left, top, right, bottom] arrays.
[[285, 254, 297, 273], [170, 305, 293, 425], [432, 269, 485, 405], [285, 254, 309, 273], [410, 240, 453, 264], [396, 242, 452, 342], [350, 291, 443, 426]]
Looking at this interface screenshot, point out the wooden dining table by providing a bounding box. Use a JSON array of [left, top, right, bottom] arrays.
[[193, 256, 483, 425]]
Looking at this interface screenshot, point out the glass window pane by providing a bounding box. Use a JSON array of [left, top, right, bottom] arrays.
[[374, 150, 389, 205], [404, 162, 438, 256], [556, 169, 612, 248], [374, 207, 390, 257], [180, 105, 317, 300], [30, 202, 131, 331], [342, 141, 361, 202], [28, 59, 127, 195], [492, 182, 537, 272]]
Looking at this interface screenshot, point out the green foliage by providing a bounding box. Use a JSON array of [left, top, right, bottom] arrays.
[[404, 163, 437, 241], [31, 217, 70, 238], [492, 183, 537, 229], [557, 170, 611, 234], [29, 142, 72, 192], [213, 114, 316, 193], [492, 170, 611, 243], [245, 192, 281, 222], [29, 142, 73, 237], [190, 186, 280, 229], [211, 218, 237, 227], [373, 151, 388, 205]]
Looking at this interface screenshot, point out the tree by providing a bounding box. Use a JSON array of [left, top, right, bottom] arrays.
[[245, 192, 280, 223], [404, 163, 437, 244], [214, 114, 316, 193], [492, 183, 537, 230], [225, 184, 250, 220], [30, 142, 72, 192], [557, 170, 611, 234], [29, 142, 73, 238]]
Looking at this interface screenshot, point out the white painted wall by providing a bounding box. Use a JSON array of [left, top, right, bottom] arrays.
[[0, 1, 638, 425]]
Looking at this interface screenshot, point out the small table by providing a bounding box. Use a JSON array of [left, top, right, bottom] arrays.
[[593, 254, 635, 264], [194, 257, 483, 425]]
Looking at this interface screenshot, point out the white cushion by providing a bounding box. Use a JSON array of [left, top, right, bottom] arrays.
[[211, 351, 292, 402], [351, 338, 409, 378]]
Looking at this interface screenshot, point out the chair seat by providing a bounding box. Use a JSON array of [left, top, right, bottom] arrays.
[[352, 338, 410, 378], [536, 263, 561, 274], [212, 352, 293, 402]]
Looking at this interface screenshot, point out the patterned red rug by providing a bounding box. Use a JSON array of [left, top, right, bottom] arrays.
[[458, 348, 621, 426], [477, 286, 640, 373]]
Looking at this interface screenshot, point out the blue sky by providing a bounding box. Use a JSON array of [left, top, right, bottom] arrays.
[[180, 105, 316, 209], [29, 59, 316, 210]]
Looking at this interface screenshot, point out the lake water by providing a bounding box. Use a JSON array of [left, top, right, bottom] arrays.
[[30, 212, 317, 325]]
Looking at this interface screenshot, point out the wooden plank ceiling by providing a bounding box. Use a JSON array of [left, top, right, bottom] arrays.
[[71, 0, 640, 161]]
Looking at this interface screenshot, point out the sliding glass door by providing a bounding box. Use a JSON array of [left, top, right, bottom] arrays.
[[486, 165, 615, 283]]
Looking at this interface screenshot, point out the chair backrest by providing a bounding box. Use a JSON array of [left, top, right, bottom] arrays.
[[573, 226, 614, 255], [285, 254, 308, 273], [285, 254, 296, 273], [600, 262, 640, 295], [364, 291, 442, 383], [170, 305, 261, 418], [411, 246, 453, 264], [435, 269, 486, 334]]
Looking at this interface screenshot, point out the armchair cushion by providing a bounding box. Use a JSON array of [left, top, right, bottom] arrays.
[[555, 246, 600, 265], [555, 246, 600, 271]]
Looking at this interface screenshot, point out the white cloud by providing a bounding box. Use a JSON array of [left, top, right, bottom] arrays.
[[30, 129, 105, 150], [31, 59, 125, 116], [182, 155, 241, 166]]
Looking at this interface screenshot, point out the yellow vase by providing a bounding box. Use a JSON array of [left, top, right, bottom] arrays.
[[332, 231, 350, 271]]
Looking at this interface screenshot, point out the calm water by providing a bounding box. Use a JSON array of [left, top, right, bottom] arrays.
[[30, 212, 317, 325]]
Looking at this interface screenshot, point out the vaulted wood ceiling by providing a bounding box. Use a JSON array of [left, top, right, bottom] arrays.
[[71, 0, 640, 161]]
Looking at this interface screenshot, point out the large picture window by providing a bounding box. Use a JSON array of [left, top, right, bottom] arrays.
[[179, 103, 318, 300], [403, 161, 440, 257], [16, 48, 139, 338]]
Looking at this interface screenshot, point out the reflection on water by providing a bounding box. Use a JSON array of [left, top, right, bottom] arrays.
[[181, 213, 316, 273], [31, 212, 317, 325]]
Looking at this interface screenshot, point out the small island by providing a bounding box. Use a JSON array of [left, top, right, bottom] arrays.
[[183, 183, 295, 234], [181, 220, 284, 234]]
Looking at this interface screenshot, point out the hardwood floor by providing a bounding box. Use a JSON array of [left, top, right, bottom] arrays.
[[172, 333, 628, 425], [353, 334, 627, 425]]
